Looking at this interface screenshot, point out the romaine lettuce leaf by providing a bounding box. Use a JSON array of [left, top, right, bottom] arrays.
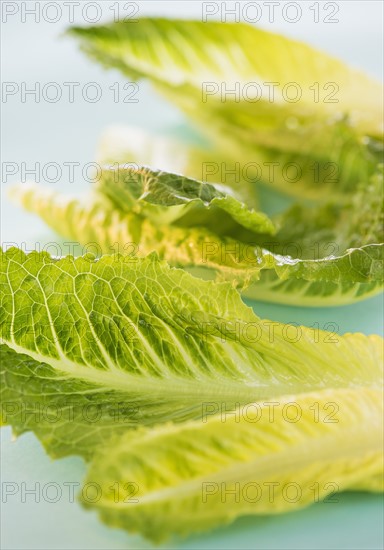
[[1, 248, 382, 461], [243, 168, 384, 302], [2, 17, 383, 544], [82, 387, 383, 542], [96, 164, 274, 236], [69, 18, 384, 199], [97, 125, 262, 208], [68, 19, 382, 137], [97, 125, 381, 203], [8, 182, 266, 284], [9, 165, 384, 305]]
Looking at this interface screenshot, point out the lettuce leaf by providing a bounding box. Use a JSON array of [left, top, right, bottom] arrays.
[[244, 168, 384, 303], [68, 19, 382, 137], [83, 387, 383, 542], [9, 165, 384, 305], [97, 125, 382, 203], [96, 164, 274, 236], [8, 182, 267, 285], [2, 17, 383, 544], [69, 18, 384, 199], [1, 247, 382, 461], [97, 125, 261, 208]]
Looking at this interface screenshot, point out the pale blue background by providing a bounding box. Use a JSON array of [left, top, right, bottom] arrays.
[[1, 1, 383, 549]]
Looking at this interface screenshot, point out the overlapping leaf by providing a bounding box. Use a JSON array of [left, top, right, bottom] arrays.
[[9, 165, 384, 305], [83, 388, 383, 542], [1, 248, 382, 460], [69, 18, 384, 199]]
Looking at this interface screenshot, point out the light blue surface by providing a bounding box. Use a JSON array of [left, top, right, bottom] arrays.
[[1, 2, 383, 549]]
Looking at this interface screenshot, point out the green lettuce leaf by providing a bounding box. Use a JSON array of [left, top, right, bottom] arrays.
[[9, 164, 384, 305], [1, 248, 382, 461], [82, 387, 383, 542], [95, 164, 274, 236], [68, 18, 384, 199], [8, 182, 267, 285], [97, 125, 261, 208], [97, 125, 381, 203], [243, 168, 384, 303], [68, 19, 382, 137]]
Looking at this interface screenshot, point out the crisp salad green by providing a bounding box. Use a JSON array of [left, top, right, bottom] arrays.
[[10, 164, 384, 306], [9, 18, 384, 306], [84, 388, 383, 542], [2, 17, 384, 544], [1, 248, 383, 541], [69, 18, 383, 200]]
